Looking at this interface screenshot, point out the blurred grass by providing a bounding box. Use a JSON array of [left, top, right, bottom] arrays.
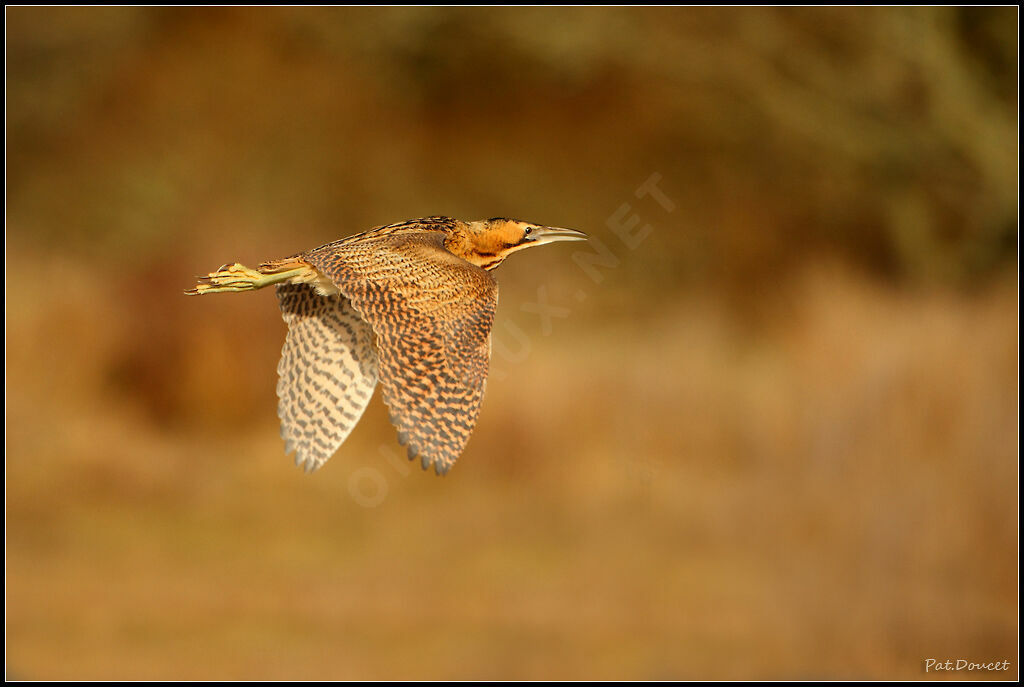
[[5, 6, 1019, 680]]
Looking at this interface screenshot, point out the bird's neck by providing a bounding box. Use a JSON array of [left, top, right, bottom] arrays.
[[445, 230, 511, 271]]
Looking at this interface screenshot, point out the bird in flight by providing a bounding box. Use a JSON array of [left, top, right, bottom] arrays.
[[186, 216, 586, 475]]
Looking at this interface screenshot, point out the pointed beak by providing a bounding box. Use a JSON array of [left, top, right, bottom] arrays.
[[529, 226, 588, 246]]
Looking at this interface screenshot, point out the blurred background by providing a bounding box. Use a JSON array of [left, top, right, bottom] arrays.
[[5, 6, 1018, 680]]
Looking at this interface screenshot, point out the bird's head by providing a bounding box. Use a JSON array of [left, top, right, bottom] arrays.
[[454, 218, 588, 271]]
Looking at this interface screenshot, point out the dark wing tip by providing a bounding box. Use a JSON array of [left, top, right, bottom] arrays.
[[404, 442, 452, 476]]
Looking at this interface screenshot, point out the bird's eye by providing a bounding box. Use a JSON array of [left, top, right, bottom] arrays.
[[524, 227, 534, 237]]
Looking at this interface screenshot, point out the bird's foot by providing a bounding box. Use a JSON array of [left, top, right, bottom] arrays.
[[185, 263, 270, 295]]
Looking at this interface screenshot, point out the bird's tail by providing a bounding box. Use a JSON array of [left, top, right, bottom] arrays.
[[185, 257, 315, 296]]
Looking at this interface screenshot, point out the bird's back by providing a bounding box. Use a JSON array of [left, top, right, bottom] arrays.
[[300, 227, 497, 474]]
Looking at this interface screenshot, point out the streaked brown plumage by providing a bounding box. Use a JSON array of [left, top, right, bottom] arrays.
[[186, 216, 586, 475]]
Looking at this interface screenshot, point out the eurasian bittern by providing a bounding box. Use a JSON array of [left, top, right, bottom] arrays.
[[186, 216, 586, 475]]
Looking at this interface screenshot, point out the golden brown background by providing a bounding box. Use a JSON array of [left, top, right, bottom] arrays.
[[6, 6, 1018, 680]]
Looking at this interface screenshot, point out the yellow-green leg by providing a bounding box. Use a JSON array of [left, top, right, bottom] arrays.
[[185, 263, 310, 295]]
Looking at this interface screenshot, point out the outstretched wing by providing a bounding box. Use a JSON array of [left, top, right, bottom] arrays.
[[275, 284, 379, 472], [303, 232, 497, 474]]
